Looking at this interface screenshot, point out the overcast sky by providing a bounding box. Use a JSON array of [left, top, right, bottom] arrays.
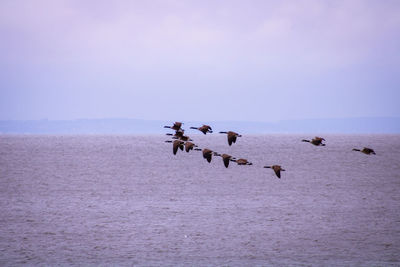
[[1, 0, 399, 122]]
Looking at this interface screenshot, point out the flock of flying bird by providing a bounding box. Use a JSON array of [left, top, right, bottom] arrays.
[[164, 121, 376, 179]]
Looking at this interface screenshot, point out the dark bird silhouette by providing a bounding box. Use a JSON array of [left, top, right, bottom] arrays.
[[264, 165, 285, 178], [166, 130, 192, 142], [184, 141, 198, 152], [166, 129, 185, 139], [190, 125, 213, 134], [219, 131, 242, 146], [194, 148, 214, 163], [176, 135, 192, 142], [165, 140, 184, 155], [302, 136, 326, 146], [164, 122, 183, 131], [214, 153, 236, 168], [352, 147, 376, 155], [232, 158, 253, 165]]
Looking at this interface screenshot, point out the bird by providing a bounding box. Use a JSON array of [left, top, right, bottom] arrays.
[[166, 129, 185, 139], [164, 122, 183, 131], [194, 148, 214, 163], [166, 130, 192, 142], [352, 147, 376, 155], [302, 136, 326, 146], [213, 153, 236, 168], [219, 131, 242, 146], [190, 125, 213, 134], [165, 140, 184, 155], [232, 158, 253, 165], [264, 165, 285, 178], [176, 135, 192, 142], [184, 141, 198, 152]]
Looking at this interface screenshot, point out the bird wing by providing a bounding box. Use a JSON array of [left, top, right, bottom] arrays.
[[202, 149, 211, 157], [222, 157, 230, 168], [273, 165, 281, 178], [236, 159, 247, 165], [232, 135, 237, 143], [363, 147, 375, 154], [227, 133, 237, 146], [202, 149, 213, 162], [228, 136, 233, 146], [175, 130, 184, 137], [185, 142, 193, 152], [199, 126, 208, 134], [172, 141, 180, 155], [311, 139, 322, 145]]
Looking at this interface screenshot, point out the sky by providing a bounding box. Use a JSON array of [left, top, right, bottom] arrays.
[[0, 0, 400, 122]]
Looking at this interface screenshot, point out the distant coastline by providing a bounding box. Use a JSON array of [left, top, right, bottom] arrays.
[[0, 117, 399, 134]]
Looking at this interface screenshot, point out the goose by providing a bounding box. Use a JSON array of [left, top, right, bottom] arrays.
[[165, 140, 184, 155], [213, 153, 236, 168], [302, 136, 326, 146], [166, 129, 185, 138], [232, 158, 252, 165], [264, 165, 285, 178], [174, 134, 192, 142], [166, 130, 192, 142], [190, 125, 213, 134], [193, 148, 214, 163], [219, 131, 242, 146], [352, 147, 376, 155], [164, 122, 183, 131], [184, 141, 198, 152]]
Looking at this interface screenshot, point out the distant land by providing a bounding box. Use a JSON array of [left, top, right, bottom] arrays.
[[0, 117, 399, 134]]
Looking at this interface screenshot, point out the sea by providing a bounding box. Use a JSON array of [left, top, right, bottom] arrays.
[[0, 134, 399, 266]]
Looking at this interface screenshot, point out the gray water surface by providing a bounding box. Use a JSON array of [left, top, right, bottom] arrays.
[[0, 134, 399, 266]]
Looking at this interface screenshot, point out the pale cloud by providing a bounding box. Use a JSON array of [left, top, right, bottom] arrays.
[[0, 0, 399, 121], [2, 0, 398, 67]]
